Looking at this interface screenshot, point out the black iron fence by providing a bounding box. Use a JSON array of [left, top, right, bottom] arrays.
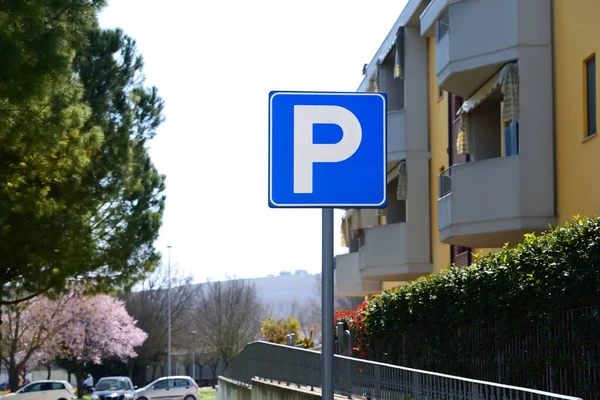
[[373, 306, 600, 399], [223, 341, 582, 400]]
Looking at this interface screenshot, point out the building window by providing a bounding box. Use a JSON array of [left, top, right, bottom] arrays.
[[586, 55, 596, 137], [456, 246, 468, 255], [438, 87, 444, 100]]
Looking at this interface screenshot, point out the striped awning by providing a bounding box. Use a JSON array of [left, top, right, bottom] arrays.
[[378, 35, 398, 65], [396, 160, 407, 201], [387, 162, 401, 184], [457, 62, 519, 119], [369, 33, 399, 93], [386, 161, 407, 201], [501, 64, 519, 122]]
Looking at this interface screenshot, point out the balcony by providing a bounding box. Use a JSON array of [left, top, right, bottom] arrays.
[[335, 252, 381, 297], [437, 156, 555, 248], [421, 0, 552, 97], [358, 222, 432, 281], [374, 25, 429, 161], [435, 57, 555, 248]]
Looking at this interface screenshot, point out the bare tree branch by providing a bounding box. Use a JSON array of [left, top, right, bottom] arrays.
[[191, 278, 262, 369]]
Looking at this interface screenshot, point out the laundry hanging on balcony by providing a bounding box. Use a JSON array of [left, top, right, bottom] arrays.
[[457, 113, 470, 155], [394, 27, 405, 79]]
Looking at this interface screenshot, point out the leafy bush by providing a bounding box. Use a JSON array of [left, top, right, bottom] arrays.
[[260, 316, 300, 344], [297, 329, 315, 349], [361, 217, 600, 395], [334, 302, 368, 358]]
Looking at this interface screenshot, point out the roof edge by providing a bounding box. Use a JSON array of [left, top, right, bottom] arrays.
[[357, 0, 428, 92]]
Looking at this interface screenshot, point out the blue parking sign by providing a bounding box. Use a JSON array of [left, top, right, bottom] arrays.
[[268, 91, 387, 208]]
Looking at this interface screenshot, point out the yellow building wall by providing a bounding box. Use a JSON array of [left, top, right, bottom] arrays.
[[428, 38, 451, 274], [555, 0, 600, 223], [473, 248, 502, 259], [381, 281, 402, 291]]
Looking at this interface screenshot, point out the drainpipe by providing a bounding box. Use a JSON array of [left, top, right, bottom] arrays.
[[550, 0, 557, 218]]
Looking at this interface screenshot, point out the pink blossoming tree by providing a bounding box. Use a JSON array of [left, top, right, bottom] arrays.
[[53, 294, 147, 398], [0, 289, 147, 396], [0, 292, 81, 392]]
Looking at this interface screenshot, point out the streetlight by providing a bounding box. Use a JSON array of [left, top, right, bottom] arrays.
[[167, 245, 172, 376], [191, 330, 197, 381]]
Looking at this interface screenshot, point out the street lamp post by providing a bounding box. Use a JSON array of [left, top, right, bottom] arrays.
[[191, 330, 197, 381], [167, 245, 172, 376]]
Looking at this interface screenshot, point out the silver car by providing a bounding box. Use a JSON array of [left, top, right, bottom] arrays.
[[135, 376, 197, 400]]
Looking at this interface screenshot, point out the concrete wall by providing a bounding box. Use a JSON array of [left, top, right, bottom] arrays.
[[404, 26, 430, 155], [217, 377, 337, 400], [251, 380, 324, 400], [427, 0, 552, 97], [335, 252, 381, 297], [217, 377, 251, 400], [381, 54, 405, 112]]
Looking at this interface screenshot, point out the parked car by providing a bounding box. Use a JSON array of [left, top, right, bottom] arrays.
[[0, 378, 30, 392], [1, 380, 75, 400], [91, 377, 136, 400], [135, 376, 198, 400]]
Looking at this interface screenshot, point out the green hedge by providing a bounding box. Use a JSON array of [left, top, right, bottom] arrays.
[[363, 217, 600, 394]]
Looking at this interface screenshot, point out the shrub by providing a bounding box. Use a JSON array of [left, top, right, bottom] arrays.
[[260, 315, 300, 344], [364, 216, 600, 369], [297, 329, 315, 349], [334, 301, 368, 358]]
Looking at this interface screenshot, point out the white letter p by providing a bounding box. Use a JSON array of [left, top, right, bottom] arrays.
[[293, 105, 362, 194]]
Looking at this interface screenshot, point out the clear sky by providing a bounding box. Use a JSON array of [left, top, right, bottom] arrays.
[[99, 0, 408, 282]]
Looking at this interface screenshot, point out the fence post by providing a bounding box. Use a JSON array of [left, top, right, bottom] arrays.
[[336, 322, 345, 355]]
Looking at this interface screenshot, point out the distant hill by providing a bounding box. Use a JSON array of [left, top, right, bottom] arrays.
[[251, 272, 318, 306], [190, 271, 320, 317]]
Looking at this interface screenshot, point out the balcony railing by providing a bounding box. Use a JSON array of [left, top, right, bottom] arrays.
[[223, 341, 582, 400], [438, 167, 452, 198]]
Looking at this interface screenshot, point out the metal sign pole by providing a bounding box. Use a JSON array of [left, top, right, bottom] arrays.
[[321, 207, 334, 399]]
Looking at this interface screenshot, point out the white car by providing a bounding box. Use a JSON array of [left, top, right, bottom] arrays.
[[134, 376, 197, 400], [2, 380, 76, 400]]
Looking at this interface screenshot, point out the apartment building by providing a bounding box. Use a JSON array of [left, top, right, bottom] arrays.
[[335, 0, 599, 298]]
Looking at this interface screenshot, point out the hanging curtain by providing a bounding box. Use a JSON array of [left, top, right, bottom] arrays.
[[457, 113, 470, 155], [394, 27, 405, 79], [396, 160, 407, 201], [374, 62, 382, 92], [340, 221, 347, 248]]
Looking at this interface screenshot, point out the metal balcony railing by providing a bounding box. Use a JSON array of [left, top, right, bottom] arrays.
[[223, 341, 582, 400], [438, 167, 452, 198]]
